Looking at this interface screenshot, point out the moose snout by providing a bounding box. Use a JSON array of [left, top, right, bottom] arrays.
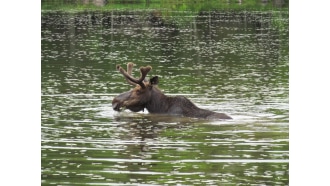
[[112, 96, 125, 111], [112, 91, 131, 111], [112, 101, 121, 111]]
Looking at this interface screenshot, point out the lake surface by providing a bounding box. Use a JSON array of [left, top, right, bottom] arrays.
[[41, 8, 289, 185]]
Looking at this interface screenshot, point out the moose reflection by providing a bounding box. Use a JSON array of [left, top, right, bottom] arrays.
[[112, 63, 232, 120]]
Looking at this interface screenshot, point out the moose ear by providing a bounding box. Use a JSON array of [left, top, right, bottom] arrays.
[[150, 76, 159, 85]]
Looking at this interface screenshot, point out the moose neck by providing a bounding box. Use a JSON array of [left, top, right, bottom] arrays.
[[145, 87, 171, 114]]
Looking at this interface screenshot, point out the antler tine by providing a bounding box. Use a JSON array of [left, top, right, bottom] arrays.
[[127, 62, 134, 75], [138, 66, 152, 84], [116, 63, 152, 88], [125, 62, 137, 86]]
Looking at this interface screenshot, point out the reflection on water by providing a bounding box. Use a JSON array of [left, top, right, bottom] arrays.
[[42, 9, 288, 185]]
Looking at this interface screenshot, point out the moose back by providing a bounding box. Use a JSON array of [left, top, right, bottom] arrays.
[[112, 63, 232, 120]]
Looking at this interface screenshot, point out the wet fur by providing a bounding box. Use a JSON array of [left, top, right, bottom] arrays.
[[146, 87, 231, 119], [113, 76, 232, 120]]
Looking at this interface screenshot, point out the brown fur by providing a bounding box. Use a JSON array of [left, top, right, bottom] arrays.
[[112, 64, 232, 120]]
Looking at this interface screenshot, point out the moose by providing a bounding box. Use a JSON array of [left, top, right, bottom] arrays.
[[112, 63, 232, 120]]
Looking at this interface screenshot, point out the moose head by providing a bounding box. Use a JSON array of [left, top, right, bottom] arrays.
[[112, 63, 232, 120], [112, 62, 158, 112]]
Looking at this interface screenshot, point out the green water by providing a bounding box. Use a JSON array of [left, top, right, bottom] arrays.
[[41, 4, 289, 185]]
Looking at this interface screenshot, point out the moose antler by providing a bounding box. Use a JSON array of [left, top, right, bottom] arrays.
[[116, 63, 152, 88]]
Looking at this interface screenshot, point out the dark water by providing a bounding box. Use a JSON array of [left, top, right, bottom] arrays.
[[41, 9, 289, 185]]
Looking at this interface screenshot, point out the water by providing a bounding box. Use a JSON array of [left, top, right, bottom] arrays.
[[41, 9, 289, 185]]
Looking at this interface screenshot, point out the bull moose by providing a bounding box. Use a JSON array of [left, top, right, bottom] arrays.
[[112, 63, 232, 120]]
